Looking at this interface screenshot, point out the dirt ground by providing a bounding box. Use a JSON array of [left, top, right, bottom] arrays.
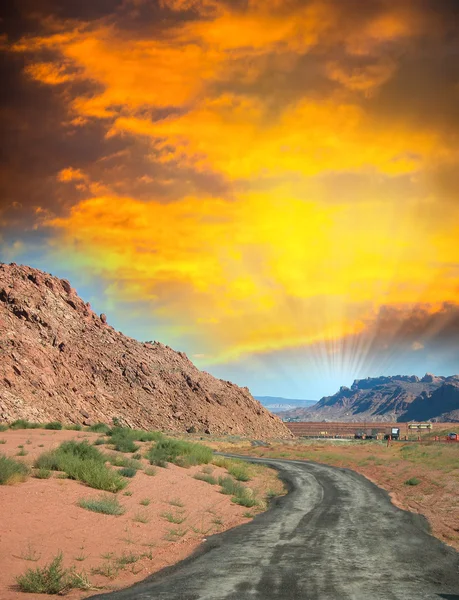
[[215, 437, 459, 552], [0, 430, 282, 599]]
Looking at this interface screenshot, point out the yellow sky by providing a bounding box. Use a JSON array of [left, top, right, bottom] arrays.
[[5, 0, 459, 385]]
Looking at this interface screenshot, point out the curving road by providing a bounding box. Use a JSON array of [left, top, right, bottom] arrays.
[[90, 456, 459, 600]]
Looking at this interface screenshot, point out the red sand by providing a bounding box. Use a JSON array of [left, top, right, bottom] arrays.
[[0, 430, 259, 599]]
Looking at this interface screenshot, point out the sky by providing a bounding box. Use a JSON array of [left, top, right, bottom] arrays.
[[1, 0, 459, 400]]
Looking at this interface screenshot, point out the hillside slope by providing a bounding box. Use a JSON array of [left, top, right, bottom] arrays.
[[279, 375, 459, 422], [0, 263, 290, 437]]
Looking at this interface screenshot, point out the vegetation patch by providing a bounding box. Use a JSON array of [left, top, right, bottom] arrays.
[[0, 454, 29, 484], [45, 421, 63, 430], [119, 466, 137, 478], [404, 477, 421, 486], [193, 472, 218, 485], [34, 468, 52, 479], [132, 511, 149, 523], [161, 511, 187, 524], [88, 423, 111, 434], [147, 438, 212, 468], [10, 419, 42, 430], [16, 552, 90, 594], [107, 454, 142, 470], [107, 427, 163, 454], [34, 441, 126, 492], [78, 494, 125, 515]]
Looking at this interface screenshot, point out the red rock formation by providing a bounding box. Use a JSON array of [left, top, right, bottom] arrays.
[[0, 263, 291, 438]]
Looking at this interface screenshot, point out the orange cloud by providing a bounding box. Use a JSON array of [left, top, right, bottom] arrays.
[[110, 95, 448, 178], [45, 187, 459, 362], [57, 167, 87, 182]]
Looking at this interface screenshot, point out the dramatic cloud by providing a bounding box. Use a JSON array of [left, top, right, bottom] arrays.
[[1, 0, 459, 396]]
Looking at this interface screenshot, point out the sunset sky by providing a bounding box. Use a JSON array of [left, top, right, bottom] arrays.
[[1, 0, 459, 399]]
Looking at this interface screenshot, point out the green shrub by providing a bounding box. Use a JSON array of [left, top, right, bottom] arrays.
[[106, 454, 141, 469], [88, 423, 111, 434], [112, 437, 139, 453], [140, 498, 150, 506], [0, 454, 29, 484], [108, 427, 163, 442], [133, 512, 149, 523], [231, 492, 259, 508], [146, 438, 212, 468], [64, 424, 82, 431], [132, 453, 142, 460], [78, 494, 125, 515], [10, 420, 42, 430], [0, 424, 8, 432], [144, 466, 157, 476], [218, 476, 245, 496], [194, 473, 217, 485], [34, 441, 126, 492], [16, 553, 90, 594], [161, 511, 186, 524], [227, 464, 251, 481], [119, 467, 137, 478], [0, 439, 6, 444], [404, 477, 421, 486], [34, 468, 52, 479], [16, 448, 28, 456], [45, 421, 62, 430], [94, 438, 106, 446]]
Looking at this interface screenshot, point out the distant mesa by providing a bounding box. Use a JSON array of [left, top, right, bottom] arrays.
[[278, 374, 459, 423], [0, 263, 291, 438]]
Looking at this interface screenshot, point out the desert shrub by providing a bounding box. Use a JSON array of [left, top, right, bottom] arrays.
[[0, 439, 6, 444], [404, 477, 421, 486], [119, 467, 137, 478], [88, 423, 111, 434], [227, 463, 251, 481], [108, 427, 163, 453], [112, 437, 139, 453], [161, 511, 186, 524], [16, 552, 90, 594], [133, 512, 149, 523], [78, 494, 125, 515], [213, 457, 251, 480], [218, 476, 245, 496], [0, 454, 29, 484], [147, 438, 212, 468], [108, 427, 163, 442], [232, 491, 259, 508], [34, 468, 52, 479], [144, 466, 157, 476], [64, 424, 82, 431], [94, 438, 106, 446], [34, 441, 126, 492], [132, 452, 142, 460], [106, 454, 141, 470], [193, 473, 217, 485], [10, 420, 42, 430], [45, 421, 62, 430], [0, 424, 8, 432]]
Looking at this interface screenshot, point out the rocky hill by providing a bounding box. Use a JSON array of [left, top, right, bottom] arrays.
[[279, 374, 459, 422], [0, 263, 290, 437]]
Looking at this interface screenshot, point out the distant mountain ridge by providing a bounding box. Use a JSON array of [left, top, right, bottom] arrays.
[[278, 374, 459, 422], [255, 396, 317, 413]]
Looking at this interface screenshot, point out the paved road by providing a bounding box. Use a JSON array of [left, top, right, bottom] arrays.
[[91, 456, 459, 600]]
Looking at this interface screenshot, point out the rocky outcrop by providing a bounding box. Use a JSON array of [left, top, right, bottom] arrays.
[[279, 375, 459, 422], [0, 263, 291, 438]]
